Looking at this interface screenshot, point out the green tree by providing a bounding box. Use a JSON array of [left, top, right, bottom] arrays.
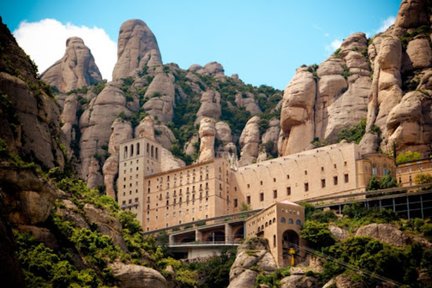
[[300, 221, 335, 250]]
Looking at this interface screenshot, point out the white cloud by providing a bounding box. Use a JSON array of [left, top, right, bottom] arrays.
[[376, 16, 395, 34], [325, 38, 342, 54], [13, 19, 116, 81]]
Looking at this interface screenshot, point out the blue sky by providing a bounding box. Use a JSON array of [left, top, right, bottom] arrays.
[[1, 0, 401, 89]]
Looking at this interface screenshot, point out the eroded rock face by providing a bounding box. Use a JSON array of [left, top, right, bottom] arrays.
[[239, 116, 261, 166], [41, 37, 102, 93], [109, 262, 167, 288], [143, 73, 175, 123], [406, 38, 432, 69], [279, 68, 316, 156], [198, 117, 216, 162], [235, 91, 262, 115], [228, 238, 277, 288], [394, 0, 429, 29], [112, 19, 162, 80], [355, 223, 409, 247], [196, 90, 221, 122], [136, 116, 155, 140]]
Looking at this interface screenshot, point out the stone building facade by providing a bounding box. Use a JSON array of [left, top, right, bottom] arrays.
[[245, 201, 304, 266], [118, 138, 395, 232]]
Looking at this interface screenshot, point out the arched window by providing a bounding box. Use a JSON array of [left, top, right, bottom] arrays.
[[288, 218, 293, 224], [296, 219, 302, 226], [124, 146, 128, 158], [151, 145, 154, 158], [280, 217, 286, 223], [136, 142, 140, 155], [130, 144, 134, 157], [155, 147, 159, 159]]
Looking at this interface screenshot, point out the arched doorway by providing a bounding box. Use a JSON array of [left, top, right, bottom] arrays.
[[232, 226, 244, 242], [282, 230, 300, 266]]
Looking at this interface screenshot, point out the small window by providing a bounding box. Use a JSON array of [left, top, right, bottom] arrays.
[[296, 219, 302, 226], [304, 170, 307, 175], [260, 193, 264, 202], [247, 184, 250, 188], [273, 190, 277, 199], [288, 218, 293, 224], [304, 182, 309, 192], [372, 166, 377, 176], [344, 174, 349, 183], [247, 196, 251, 204], [333, 176, 338, 185], [321, 179, 326, 188], [273, 235, 276, 247], [287, 187, 291, 196], [273, 178, 276, 182], [321, 166, 324, 172], [344, 161, 347, 166], [234, 199, 238, 208], [287, 174, 290, 179], [334, 164, 337, 169], [280, 217, 286, 223]]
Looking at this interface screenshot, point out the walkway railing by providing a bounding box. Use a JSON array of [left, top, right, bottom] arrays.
[[169, 239, 242, 247]]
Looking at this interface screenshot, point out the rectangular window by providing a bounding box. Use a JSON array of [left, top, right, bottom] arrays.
[[273, 190, 277, 199], [246, 196, 251, 204], [304, 183, 309, 192], [333, 176, 338, 185], [321, 179, 326, 188], [287, 187, 291, 196], [260, 193, 264, 202], [344, 174, 349, 183], [234, 198, 238, 208]]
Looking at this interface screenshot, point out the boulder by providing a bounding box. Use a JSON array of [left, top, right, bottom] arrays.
[[109, 262, 167, 288], [355, 223, 409, 247], [280, 275, 319, 288], [329, 225, 349, 241], [136, 116, 156, 140], [41, 37, 102, 93], [235, 91, 262, 115], [406, 38, 432, 69], [394, 0, 430, 29], [228, 238, 277, 288]]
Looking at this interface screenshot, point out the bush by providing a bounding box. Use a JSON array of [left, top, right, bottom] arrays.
[[301, 221, 335, 250], [337, 119, 366, 144], [396, 151, 422, 164]]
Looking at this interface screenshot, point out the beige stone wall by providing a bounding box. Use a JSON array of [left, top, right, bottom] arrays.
[[245, 201, 304, 267], [142, 158, 231, 231], [356, 153, 396, 189], [231, 143, 362, 211], [396, 159, 432, 187]]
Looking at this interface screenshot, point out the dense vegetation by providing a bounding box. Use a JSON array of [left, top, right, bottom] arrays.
[[299, 203, 432, 287]]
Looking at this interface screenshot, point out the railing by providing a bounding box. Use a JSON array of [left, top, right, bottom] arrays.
[[169, 239, 242, 247], [142, 209, 261, 236]]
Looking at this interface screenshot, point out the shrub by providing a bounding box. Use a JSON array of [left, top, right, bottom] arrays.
[[301, 221, 335, 250], [337, 119, 366, 144], [396, 151, 422, 164]]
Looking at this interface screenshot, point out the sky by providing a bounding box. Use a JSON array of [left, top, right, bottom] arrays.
[[1, 0, 401, 90]]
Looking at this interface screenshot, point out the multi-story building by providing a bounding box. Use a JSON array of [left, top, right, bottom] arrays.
[[142, 158, 232, 231], [118, 137, 395, 232], [396, 158, 432, 187], [229, 143, 395, 211]]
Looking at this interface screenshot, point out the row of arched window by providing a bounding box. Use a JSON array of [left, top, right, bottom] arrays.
[[123, 142, 159, 160]]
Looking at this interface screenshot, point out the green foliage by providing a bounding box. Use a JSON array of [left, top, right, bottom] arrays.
[[308, 209, 338, 223], [337, 119, 366, 144], [396, 150, 422, 164], [15, 231, 101, 287], [367, 174, 398, 190], [255, 266, 291, 288], [184, 248, 236, 288], [301, 221, 335, 250], [92, 80, 106, 95], [415, 173, 432, 186]]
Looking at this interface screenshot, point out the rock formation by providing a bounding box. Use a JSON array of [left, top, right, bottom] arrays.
[[109, 262, 167, 288], [355, 223, 409, 247], [143, 72, 175, 123], [196, 90, 221, 122], [198, 117, 216, 162], [41, 37, 102, 93], [228, 238, 277, 288], [279, 33, 370, 156], [239, 116, 261, 166], [112, 19, 162, 80]]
